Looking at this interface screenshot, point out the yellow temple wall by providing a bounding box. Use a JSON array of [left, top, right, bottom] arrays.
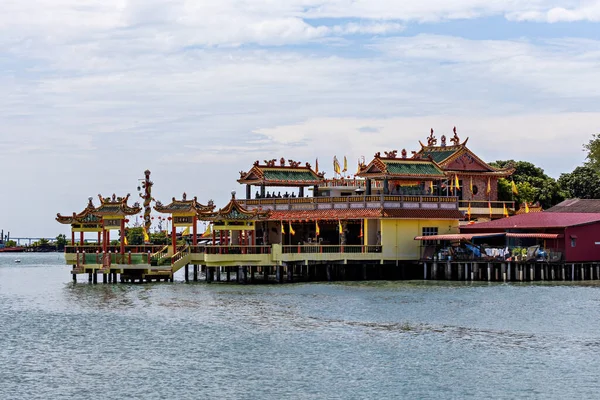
[[380, 219, 459, 260]]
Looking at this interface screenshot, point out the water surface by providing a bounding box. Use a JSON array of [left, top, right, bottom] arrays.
[[1, 253, 600, 399]]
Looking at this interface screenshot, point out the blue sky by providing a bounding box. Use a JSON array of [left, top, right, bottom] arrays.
[[1, 0, 599, 236]]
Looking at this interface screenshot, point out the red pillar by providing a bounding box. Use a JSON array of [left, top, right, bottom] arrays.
[[98, 231, 101, 246], [102, 229, 107, 253], [80, 231, 84, 246], [172, 223, 177, 250], [192, 216, 198, 246], [212, 229, 216, 246], [107, 230, 110, 250], [71, 231, 75, 246], [120, 219, 125, 254]]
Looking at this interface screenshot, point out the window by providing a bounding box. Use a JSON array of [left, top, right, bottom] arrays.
[[422, 227, 438, 245], [472, 185, 479, 195], [571, 238, 577, 248]]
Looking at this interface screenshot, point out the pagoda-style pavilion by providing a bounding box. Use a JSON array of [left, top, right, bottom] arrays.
[[413, 128, 515, 201], [153, 193, 215, 249], [237, 158, 324, 199], [56, 194, 141, 254], [56, 197, 103, 246], [356, 149, 446, 195], [93, 194, 142, 253], [202, 192, 270, 250]]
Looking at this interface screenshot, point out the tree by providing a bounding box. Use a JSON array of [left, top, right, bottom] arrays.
[[126, 227, 144, 245], [558, 166, 600, 199], [56, 234, 67, 250], [4, 240, 17, 247], [491, 160, 566, 209], [583, 133, 600, 170]]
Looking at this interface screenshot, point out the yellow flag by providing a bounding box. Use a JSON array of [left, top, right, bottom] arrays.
[[338, 220, 343, 234], [469, 177, 473, 194], [182, 226, 190, 236], [201, 224, 211, 238], [525, 202, 530, 213], [124, 236, 128, 245], [315, 221, 320, 236], [467, 202, 472, 220], [486, 177, 491, 195], [281, 222, 285, 234], [334, 157, 341, 174], [488, 201, 492, 217], [143, 227, 150, 242], [455, 175, 460, 191], [289, 222, 295, 236], [358, 226, 363, 238], [343, 156, 347, 172], [429, 181, 434, 193], [503, 203, 509, 217], [511, 180, 518, 195]]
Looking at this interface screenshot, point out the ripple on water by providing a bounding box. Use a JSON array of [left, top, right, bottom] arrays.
[[1, 254, 600, 399]]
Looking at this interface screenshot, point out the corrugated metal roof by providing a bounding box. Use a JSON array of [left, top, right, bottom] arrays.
[[505, 233, 562, 239], [546, 199, 600, 213], [461, 212, 600, 230]]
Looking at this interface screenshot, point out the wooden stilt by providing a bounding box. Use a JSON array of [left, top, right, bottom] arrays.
[[88, 271, 92, 283], [287, 265, 293, 282], [423, 262, 428, 280], [457, 263, 463, 281], [362, 264, 367, 280], [326, 265, 332, 281], [193, 265, 198, 282], [572, 264, 575, 281], [103, 273, 107, 284], [73, 273, 77, 283], [264, 267, 268, 282], [487, 262, 492, 282], [216, 267, 221, 282], [93, 271, 97, 284], [433, 262, 438, 280], [226, 267, 231, 282], [185, 264, 189, 282]]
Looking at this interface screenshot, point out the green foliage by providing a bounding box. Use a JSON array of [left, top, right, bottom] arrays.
[[56, 234, 67, 249], [126, 227, 145, 245], [583, 133, 600, 170], [558, 166, 600, 199], [492, 160, 565, 209], [4, 240, 17, 247], [149, 232, 168, 245]]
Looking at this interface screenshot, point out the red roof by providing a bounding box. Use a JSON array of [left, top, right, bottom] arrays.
[[383, 209, 465, 220], [461, 212, 600, 231], [269, 209, 382, 221]]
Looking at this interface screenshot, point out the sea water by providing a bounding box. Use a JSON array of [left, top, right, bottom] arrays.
[[1, 253, 600, 399]]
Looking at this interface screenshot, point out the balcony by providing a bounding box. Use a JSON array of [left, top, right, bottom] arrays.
[[458, 201, 515, 217]]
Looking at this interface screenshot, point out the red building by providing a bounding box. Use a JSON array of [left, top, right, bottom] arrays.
[[460, 212, 600, 262]]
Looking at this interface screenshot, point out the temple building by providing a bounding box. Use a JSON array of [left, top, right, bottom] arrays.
[[57, 129, 526, 284]]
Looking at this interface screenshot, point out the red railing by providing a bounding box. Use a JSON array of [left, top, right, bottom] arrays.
[[204, 245, 272, 255], [281, 245, 381, 254]]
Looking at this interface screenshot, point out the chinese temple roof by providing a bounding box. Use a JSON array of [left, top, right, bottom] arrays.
[[94, 194, 142, 216], [208, 192, 270, 221], [414, 128, 515, 177], [154, 193, 215, 215], [56, 197, 102, 225], [238, 158, 324, 187], [357, 152, 446, 180], [267, 208, 464, 221]]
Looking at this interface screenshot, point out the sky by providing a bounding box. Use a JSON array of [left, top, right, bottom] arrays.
[[1, 0, 599, 238]]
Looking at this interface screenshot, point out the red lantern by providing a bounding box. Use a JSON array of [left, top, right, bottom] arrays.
[[168, 217, 172, 221]]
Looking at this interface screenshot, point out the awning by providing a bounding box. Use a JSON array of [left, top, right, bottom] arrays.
[[506, 233, 562, 239], [414, 233, 504, 241]]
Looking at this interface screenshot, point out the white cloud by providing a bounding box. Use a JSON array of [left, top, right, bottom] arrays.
[[2, 1, 600, 236]]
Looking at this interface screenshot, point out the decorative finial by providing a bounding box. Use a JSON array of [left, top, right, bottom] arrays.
[[182, 192, 187, 200], [441, 135, 446, 147], [401, 149, 407, 158], [450, 126, 460, 145], [231, 191, 236, 199], [427, 129, 437, 146]]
